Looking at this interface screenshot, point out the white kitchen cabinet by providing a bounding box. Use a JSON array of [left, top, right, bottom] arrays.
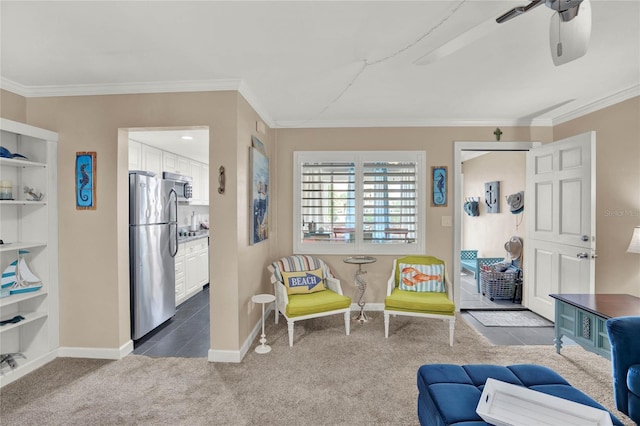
[[0, 118, 59, 388], [128, 140, 142, 170], [189, 161, 202, 204], [129, 140, 162, 176], [174, 245, 186, 306], [182, 238, 209, 300], [187, 161, 209, 206], [141, 144, 163, 176], [163, 152, 190, 176], [201, 165, 209, 205]]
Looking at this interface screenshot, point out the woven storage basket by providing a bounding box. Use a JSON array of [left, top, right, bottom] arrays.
[[480, 270, 519, 301]]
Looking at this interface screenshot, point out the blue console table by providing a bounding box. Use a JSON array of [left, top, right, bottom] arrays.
[[550, 293, 640, 360]]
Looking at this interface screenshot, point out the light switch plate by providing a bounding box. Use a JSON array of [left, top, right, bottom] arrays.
[[441, 216, 452, 227]]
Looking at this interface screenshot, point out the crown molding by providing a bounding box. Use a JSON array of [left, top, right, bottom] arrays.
[[1, 76, 276, 129], [2, 77, 637, 130], [0, 77, 243, 98], [237, 81, 275, 128], [274, 117, 553, 129], [551, 84, 640, 126]]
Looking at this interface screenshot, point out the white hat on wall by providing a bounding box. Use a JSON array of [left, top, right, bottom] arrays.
[[504, 236, 523, 260]]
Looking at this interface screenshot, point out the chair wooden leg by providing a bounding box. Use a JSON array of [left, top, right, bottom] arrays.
[[384, 312, 390, 338], [344, 312, 350, 336], [287, 320, 294, 347], [449, 319, 455, 347]]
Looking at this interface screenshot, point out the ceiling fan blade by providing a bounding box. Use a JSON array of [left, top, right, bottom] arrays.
[[496, 0, 545, 23]]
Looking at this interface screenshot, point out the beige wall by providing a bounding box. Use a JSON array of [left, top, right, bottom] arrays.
[[273, 127, 547, 304], [19, 91, 276, 353], [461, 151, 526, 257], [1, 89, 26, 122], [2, 87, 637, 356], [554, 97, 640, 296], [230, 95, 276, 348]]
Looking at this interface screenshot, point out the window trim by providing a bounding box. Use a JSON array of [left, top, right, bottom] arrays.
[[293, 151, 426, 255]]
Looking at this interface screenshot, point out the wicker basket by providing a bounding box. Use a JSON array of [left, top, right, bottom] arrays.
[[480, 270, 519, 301]]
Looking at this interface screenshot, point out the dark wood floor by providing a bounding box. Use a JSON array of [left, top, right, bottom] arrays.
[[132, 285, 210, 358]]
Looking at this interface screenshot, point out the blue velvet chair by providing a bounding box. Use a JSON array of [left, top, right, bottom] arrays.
[[606, 316, 640, 424]]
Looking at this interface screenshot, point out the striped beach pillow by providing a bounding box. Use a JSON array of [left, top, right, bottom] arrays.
[[398, 263, 444, 292]]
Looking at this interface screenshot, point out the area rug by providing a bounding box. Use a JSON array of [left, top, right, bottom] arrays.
[[467, 309, 553, 327]]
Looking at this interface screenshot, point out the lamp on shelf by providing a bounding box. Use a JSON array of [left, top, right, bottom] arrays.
[[627, 226, 640, 254]]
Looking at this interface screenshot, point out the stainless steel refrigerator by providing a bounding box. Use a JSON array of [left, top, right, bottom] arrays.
[[129, 171, 178, 340]]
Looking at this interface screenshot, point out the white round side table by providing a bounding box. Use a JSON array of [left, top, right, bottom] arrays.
[[252, 293, 276, 354]]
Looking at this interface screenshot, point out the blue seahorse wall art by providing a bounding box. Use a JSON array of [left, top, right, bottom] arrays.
[[432, 166, 447, 207], [75, 152, 96, 209]]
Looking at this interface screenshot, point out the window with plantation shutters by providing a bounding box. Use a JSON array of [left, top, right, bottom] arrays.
[[293, 151, 426, 255]]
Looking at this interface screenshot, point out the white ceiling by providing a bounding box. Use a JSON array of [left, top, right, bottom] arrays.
[[1, 1, 639, 128]]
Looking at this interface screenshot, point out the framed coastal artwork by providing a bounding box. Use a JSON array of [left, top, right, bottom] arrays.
[[431, 166, 447, 207], [250, 146, 269, 244], [76, 151, 96, 210]]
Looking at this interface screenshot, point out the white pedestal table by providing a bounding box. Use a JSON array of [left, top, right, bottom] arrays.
[[252, 293, 276, 354]]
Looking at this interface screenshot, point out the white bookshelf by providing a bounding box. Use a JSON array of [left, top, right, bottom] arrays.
[[0, 118, 59, 387]]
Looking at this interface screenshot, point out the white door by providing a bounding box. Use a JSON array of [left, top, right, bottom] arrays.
[[525, 132, 596, 320]]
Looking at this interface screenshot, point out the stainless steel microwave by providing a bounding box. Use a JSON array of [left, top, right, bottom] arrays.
[[163, 171, 193, 202]]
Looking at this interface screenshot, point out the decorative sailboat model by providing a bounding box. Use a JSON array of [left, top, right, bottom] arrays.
[[1, 250, 42, 294]]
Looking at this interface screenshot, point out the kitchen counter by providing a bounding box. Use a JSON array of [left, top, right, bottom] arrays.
[[178, 231, 209, 244]]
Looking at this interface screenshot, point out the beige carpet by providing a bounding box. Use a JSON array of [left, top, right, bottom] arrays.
[[0, 313, 633, 425]]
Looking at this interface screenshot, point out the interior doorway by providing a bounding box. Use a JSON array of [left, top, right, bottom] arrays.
[[125, 126, 211, 357], [452, 141, 541, 314], [458, 150, 526, 310]]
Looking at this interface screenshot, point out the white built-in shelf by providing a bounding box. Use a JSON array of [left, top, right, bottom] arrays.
[[0, 157, 47, 168], [0, 118, 58, 388], [0, 242, 47, 253], [0, 289, 47, 308], [0, 200, 47, 206], [0, 311, 48, 334]]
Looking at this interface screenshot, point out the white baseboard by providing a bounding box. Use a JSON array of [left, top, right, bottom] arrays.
[[58, 304, 384, 363], [208, 304, 274, 363], [58, 340, 133, 360]]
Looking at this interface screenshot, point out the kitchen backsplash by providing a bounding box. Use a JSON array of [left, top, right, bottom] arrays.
[[178, 205, 209, 230]]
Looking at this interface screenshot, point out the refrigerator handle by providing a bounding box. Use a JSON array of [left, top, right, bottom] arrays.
[[170, 223, 179, 257], [169, 188, 179, 257], [169, 188, 178, 222]]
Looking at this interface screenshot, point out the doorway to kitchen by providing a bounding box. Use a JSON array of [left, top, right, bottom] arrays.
[[126, 126, 211, 357], [133, 285, 210, 357]]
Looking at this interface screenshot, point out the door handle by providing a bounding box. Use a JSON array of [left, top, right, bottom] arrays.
[[576, 252, 589, 259]]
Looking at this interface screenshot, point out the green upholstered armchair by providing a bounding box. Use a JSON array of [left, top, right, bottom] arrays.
[[268, 255, 351, 346], [384, 256, 456, 346]]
